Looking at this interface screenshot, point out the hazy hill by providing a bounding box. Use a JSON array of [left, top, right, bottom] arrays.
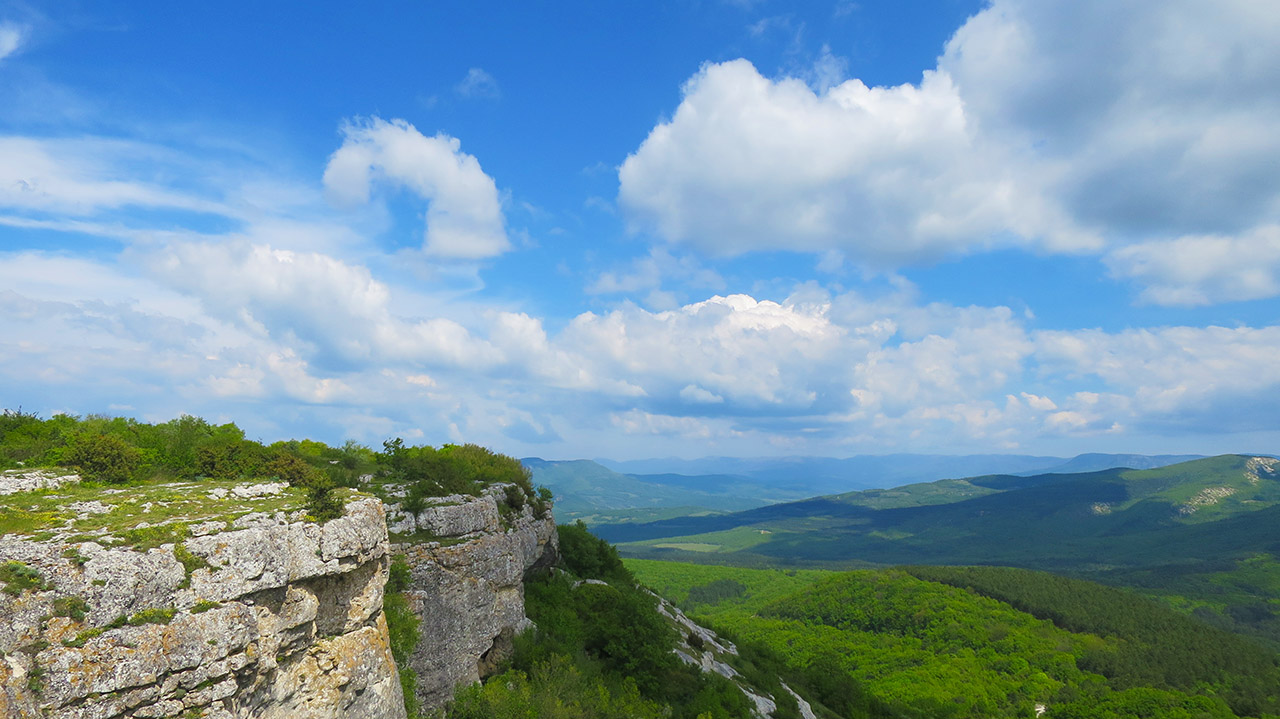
[[595, 452, 1204, 495], [521, 457, 782, 520], [530, 452, 1207, 523], [598, 455, 1279, 559], [599, 455, 1280, 646]]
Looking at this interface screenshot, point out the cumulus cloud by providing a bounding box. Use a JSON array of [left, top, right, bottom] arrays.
[[1104, 225, 1280, 305], [620, 0, 1280, 302], [587, 247, 726, 306], [323, 118, 509, 259], [6, 238, 1280, 453], [148, 240, 506, 371], [563, 293, 851, 409], [1039, 325, 1280, 393], [941, 0, 1280, 239], [619, 59, 1056, 264]]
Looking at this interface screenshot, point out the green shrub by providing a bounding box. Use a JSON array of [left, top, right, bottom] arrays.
[[62, 627, 103, 648], [503, 484, 526, 512], [263, 450, 321, 487], [64, 432, 140, 483], [306, 479, 344, 523], [0, 561, 46, 596], [117, 523, 189, 550], [194, 438, 264, 479], [53, 595, 89, 622], [450, 654, 666, 719], [557, 521, 631, 584]]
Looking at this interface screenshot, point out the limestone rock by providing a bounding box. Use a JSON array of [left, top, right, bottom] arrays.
[[394, 487, 558, 711], [0, 497, 405, 719], [0, 469, 80, 495]]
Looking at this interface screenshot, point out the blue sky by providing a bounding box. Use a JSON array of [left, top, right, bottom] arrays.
[[1, 0, 1278, 460]]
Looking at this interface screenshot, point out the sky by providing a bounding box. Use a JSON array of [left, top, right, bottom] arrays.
[[1, 0, 1278, 461]]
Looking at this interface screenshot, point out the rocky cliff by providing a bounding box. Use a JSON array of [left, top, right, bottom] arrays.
[[385, 484, 557, 711], [0, 475, 404, 719], [0, 471, 557, 719]]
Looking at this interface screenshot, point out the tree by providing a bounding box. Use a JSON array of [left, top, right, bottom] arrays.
[[64, 432, 140, 483]]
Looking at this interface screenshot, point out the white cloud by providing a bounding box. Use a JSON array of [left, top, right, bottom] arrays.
[[619, 59, 1055, 264], [611, 410, 718, 439], [563, 293, 849, 408], [1034, 325, 1280, 428], [1104, 225, 1280, 305], [0, 137, 230, 215], [942, 1, 1280, 246], [587, 247, 725, 299], [323, 118, 509, 259], [455, 67, 500, 99], [0, 22, 25, 62], [5, 240, 1280, 453], [620, 0, 1280, 302], [679, 385, 724, 404], [148, 240, 505, 371]]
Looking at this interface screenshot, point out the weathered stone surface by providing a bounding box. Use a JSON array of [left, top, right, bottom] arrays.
[[394, 486, 557, 711], [0, 497, 405, 719], [0, 469, 80, 495], [660, 590, 787, 719], [385, 487, 503, 538]]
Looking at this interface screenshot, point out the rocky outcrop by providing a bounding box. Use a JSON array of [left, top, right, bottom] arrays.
[[0, 497, 404, 719], [0, 469, 80, 495], [389, 484, 557, 711], [656, 593, 816, 719]]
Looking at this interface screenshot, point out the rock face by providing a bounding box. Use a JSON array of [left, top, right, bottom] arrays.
[[0, 497, 404, 719], [0, 469, 80, 495], [389, 484, 557, 711]]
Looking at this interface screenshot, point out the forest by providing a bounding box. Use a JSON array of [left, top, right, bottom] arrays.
[[629, 559, 1280, 719]]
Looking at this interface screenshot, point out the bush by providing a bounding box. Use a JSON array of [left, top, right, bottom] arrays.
[[558, 521, 631, 584], [263, 450, 321, 487], [64, 432, 140, 483], [306, 479, 344, 523], [0, 561, 46, 596]]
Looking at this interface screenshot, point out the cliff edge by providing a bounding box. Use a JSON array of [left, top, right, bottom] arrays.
[[0, 475, 404, 719], [386, 483, 558, 711]]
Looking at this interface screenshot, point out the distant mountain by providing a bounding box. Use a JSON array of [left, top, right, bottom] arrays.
[[520, 458, 789, 520], [598, 455, 1278, 560], [595, 452, 1205, 495], [596, 455, 1280, 644], [1018, 452, 1206, 475]]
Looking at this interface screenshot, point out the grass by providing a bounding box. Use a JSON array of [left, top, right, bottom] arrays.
[[623, 525, 780, 555], [626, 558, 832, 618], [652, 542, 722, 552], [0, 474, 353, 549]]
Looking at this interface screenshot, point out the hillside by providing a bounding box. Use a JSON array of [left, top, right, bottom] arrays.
[[522, 458, 791, 519], [601, 455, 1280, 645], [532, 453, 1207, 522], [626, 560, 1280, 719], [597, 453, 1203, 494]]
